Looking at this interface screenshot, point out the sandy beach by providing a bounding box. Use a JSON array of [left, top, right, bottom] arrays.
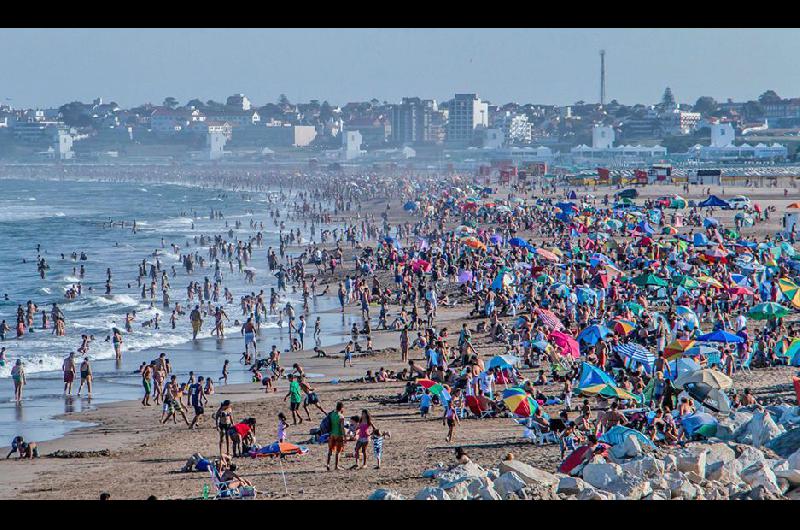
[[1, 177, 800, 500]]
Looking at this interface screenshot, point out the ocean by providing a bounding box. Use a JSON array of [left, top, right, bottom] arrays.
[[0, 177, 356, 443]]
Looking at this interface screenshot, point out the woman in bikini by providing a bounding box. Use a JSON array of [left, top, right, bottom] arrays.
[[351, 409, 375, 469], [214, 400, 234, 456]]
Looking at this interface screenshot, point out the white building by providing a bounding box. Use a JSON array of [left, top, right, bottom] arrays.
[[482, 128, 505, 149], [343, 130, 364, 160], [493, 111, 531, 144], [592, 125, 615, 149], [711, 122, 735, 147], [53, 127, 74, 160], [226, 94, 252, 111], [686, 123, 788, 160], [446, 94, 489, 145], [207, 130, 227, 160]]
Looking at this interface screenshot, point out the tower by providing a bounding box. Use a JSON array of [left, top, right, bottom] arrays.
[[599, 50, 606, 107]]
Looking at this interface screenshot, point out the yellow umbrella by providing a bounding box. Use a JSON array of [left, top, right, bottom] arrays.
[[697, 275, 724, 289]]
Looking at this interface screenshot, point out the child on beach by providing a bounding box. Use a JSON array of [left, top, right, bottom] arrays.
[[343, 341, 354, 367], [444, 399, 460, 442], [277, 412, 288, 443], [219, 360, 229, 385], [371, 428, 389, 469], [419, 388, 432, 418]]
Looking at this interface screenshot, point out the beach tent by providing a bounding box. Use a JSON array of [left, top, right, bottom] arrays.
[[703, 217, 719, 228], [693, 233, 709, 247], [631, 273, 668, 288], [403, 201, 419, 211], [600, 425, 655, 448], [577, 363, 617, 389], [681, 412, 719, 438], [580, 383, 641, 402], [698, 195, 730, 208]]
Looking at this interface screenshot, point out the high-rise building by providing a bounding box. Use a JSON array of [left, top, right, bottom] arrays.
[[390, 97, 441, 145], [446, 94, 488, 145]]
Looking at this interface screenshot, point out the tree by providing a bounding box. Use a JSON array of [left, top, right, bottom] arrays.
[[278, 94, 291, 108], [758, 90, 781, 105], [743, 101, 765, 120], [320, 101, 333, 122], [58, 101, 93, 128], [186, 98, 205, 109], [163, 97, 179, 109], [693, 96, 718, 115], [661, 87, 676, 109], [205, 100, 225, 110]]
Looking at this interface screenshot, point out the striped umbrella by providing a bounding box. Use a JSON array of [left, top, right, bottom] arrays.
[[609, 318, 636, 336], [778, 277, 800, 308], [580, 383, 642, 402], [534, 308, 564, 330], [664, 339, 695, 360], [502, 387, 538, 418], [616, 343, 655, 373]]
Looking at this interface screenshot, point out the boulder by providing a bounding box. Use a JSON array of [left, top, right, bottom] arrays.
[[788, 448, 800, 470], [731, 484, 779, 501], [663, 454, 678, 472], [476, 482, 501, 501], [603, 475, 653, 500], [415, 487, 450, 500], [643, 490, 669, 500], [576, 486, 612, 500], [705, 460, 741, 485], [622, 435, 644, 458], [732, 444, 767, 473], [442, 479, 473, 500], [740, 460, 782, 496], [766, 427, 800, 458], [499, 460, 559, 490], [717, 411, 753, 441], [622, 455, 665, 478], [557, 476, 588, 495], [435, 461, 488, 484], [705, 442, 736, 466], [581, 463, 623, 489], [666, 472, 697, 500], [736, 411, 785, 448], [676, 449, 708, 478], [494, 471, 527, 499], [368, 489, 405, 500], [777, 406, 800, 428]]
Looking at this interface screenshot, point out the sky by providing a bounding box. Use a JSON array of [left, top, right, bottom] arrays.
[[2, 28, 799, 109]]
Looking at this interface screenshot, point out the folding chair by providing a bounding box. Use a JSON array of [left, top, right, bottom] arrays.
[[208, 464, 257, 500]]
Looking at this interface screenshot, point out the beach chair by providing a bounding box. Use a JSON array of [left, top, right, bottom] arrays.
[[464, 395, 493, 419], [208, 464, 256, 500], [736, 350, 754, 373], [519, 418, 558, 445]]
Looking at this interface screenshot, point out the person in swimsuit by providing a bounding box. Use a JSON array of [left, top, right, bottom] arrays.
[[62, 352, 76, 395], [6, 436, 38, 460], [141, 363, 153, 406], [351, 409, 375, 469], [299, 376, 326, 420], [326, 401, 346, 471], [11, 359, 25, 402], [112, 328, 123, 359], [214, 400, 234, 456], [77, 357, 93, 397]]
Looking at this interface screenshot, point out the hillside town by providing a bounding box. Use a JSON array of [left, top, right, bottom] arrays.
[[0, 86, 797, 172]]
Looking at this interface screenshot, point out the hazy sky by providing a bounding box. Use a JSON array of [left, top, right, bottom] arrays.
[[2, 28, 799, 109]]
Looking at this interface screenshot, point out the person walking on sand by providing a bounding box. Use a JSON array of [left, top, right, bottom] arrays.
[[11, 359, 25, 402], [62, 351, 76, 395], [77, 356, 93, 397], [141, 363, 153, 406], [284, 374, 304, 425], [444, 398, 460, 442], [188, 376, 208, 429], [343, 341, 354, 368], [351, 409, 375, 470], [400, 326, 409, 362], [326, 401, 346, 471]]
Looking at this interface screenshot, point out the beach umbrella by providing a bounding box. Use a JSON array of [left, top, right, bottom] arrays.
[[535, 273, 553, 284], [664, 339, 696, 360], [535, 248, 560, 262], [669, 196, 688, 209], [696, 275, 724, 289], [675, 306, 700, 329], [703, 217, 719, 228], [631, 273, 668, 288], [727, 285, 753, 296], [576, 287, 597, 304], [577, 324, 611, 346], [616, 343, 655, 373], [671, 275, 700, 289], [580, 383, 641, 402], [778, 277, 800, 308], [748, 302, 790, 320], [681, 412, 719, 438], [457, 270, 473, 283], [489, 234, 503, 245], [535, 307, 564, 330], [502, 387, 538, 418], [600, 425, 655, 447], [410, 258, 431, 273], [577, 363, 617, 388], [675, 368, 733, 390], [662, 225, 678, 235], [622, 301, 644, 316], [704, 247, 729, 263], [509, 237, 528, 248], [696, 329, 744, 344], [665, 357, 701, 382], [684, 381, 731, 413], [684, 344, 720, 358], [416, 378, 438, 390], [487, 355, 519, 370], [609, 318, 636, 336], [495, 205, 512, 214], [550, 330, 580, 359], [403, 201, 419, 211], [461, 236, 486, 250]]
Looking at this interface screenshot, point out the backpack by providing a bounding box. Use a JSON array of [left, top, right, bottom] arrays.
[[319, 413, 332, 435]]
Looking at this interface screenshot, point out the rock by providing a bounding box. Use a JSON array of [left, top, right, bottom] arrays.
[[705, 442, 737, 466], [676, 449, 708, 479], [663, 454, 678, 472], [736, 411, 785, 448], [465, 478, 487, 497], [499, 460, 559, 490], [435, 462, 488, 484], [368, 489, 405, 500], [603, 475, 653, 500], [622, 455, 665, 478], [477, 482, 502, 500], [778, 406, 800, 428], [643, 490, 669, 500], [717, 411, 753, 441], [622, 435, 643, 458], [740, 460, 782, 496], [788, 448, 800, 470], [706, 460, 741, 485], [557, 476, 588, 495], [581, 463, 623, 489], [520, 483, 559, 500], [731, 485, 779, 501], [765, 427, 800, 458], [441, 479, 472, 500], [494, 471, 527, 499], [732, 444, 766, 473], [415, 487, 450, 500], [686, 471, 705, 484], [786, 488, 800, 500], [576, 486, 612, 500], [665, 472, 697, 500]]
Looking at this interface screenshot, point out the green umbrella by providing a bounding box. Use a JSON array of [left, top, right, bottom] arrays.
[[671, 274, 700, 289], [748, 302, 790, 320], [622, 301, 644, 316], [631, 273, 669, 288]]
